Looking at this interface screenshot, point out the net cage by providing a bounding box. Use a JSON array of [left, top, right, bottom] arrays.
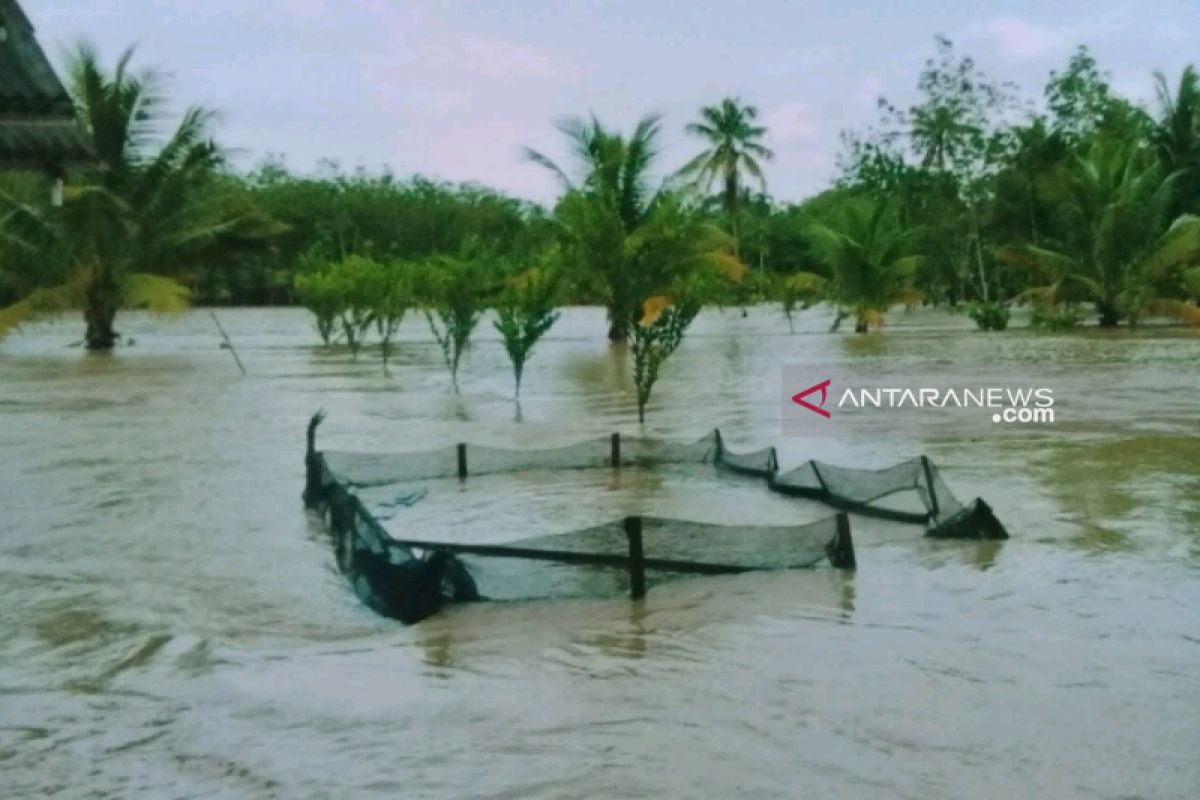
[[302, 414, 1007, 623]]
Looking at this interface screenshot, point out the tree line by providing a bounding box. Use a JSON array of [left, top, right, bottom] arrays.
[[3, 37, 1199, 355]]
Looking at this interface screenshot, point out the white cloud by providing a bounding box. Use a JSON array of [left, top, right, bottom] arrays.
[[978, 17, 1068, 60], [459, 37, 566, 80], [763, 103, 817, 145], [852, 74, 884, 109]]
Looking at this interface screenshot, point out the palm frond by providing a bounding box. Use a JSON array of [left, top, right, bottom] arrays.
[[1143, 298, 1200, 325], [1014, 285, 1060, 307], [121, 273, 189, 313], [891, 255, 924, 278], [1181, 267, 1200, 298], [1140, 215, 1200, 278], [0, 281, 84, 339], [996, 244, 1077, 281], [784, 272, 827, 293]]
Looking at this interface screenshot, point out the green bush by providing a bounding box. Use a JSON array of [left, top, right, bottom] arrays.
[[1030, 304, 1084, 330], [294, 267, 344, 346], [967, 301, 1010, 331], [494, 267, 561, 398], [417, 251, 498, 392]]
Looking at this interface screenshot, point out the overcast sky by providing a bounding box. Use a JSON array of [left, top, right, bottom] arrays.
[[27, 0, 1199, 204]]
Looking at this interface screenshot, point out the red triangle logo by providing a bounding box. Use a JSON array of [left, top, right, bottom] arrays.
[[792, 379, 832, 418]]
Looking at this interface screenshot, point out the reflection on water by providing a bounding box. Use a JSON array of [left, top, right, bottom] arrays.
[[839, 330, 891, 358], [1048, 436, 1200, 555], [1, 307, 1198, 799]]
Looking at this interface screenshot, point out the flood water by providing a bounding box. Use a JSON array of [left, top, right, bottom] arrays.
[[1, 306, 1197, 799]]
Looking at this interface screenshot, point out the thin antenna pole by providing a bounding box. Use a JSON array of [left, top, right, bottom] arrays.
[[209, 311, 246, 375]]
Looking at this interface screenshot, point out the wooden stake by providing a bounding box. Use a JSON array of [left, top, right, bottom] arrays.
[[624, 515, 646, 599], [827, 512, 857, 570]]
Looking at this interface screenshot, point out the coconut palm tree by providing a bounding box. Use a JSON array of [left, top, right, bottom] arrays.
[[0, 43, 277, 348], [525, 114, 661, 233], [999, 140, 1200, 326], [795, 197, 923, 333], [1151, 65, 1200, 217], [525, 114, 663, 340], [997, 118, 1069, 244], [678, 98, 774, 255], [911, 103, 981, 174]]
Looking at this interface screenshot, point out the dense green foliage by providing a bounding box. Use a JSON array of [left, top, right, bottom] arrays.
[[830, 39, 1200, 327], [797, 197, 923, 332], [200, 161, 551, 306], [4, 35, 1199, 365], [526, 114, 667, 340]]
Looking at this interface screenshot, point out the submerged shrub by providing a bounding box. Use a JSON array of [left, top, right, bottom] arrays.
[[630, 285, 706, 424], [967, 301, 1010, 331], [776, 272, 825, 333], [1030, 304, 1084, 330], [371, 261, 413, 369], [295, 268, 344, 346], [493, 267, 561, 398], [418, 251, 498, 392], [294, 255, 389, 355]]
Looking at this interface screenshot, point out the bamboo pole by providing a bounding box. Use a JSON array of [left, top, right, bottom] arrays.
[[208, 311, 246, 375]]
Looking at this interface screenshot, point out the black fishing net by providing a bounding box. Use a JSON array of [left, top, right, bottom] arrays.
[[303, 415, 1005, 623]]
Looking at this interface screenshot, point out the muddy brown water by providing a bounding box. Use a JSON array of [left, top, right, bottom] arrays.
[[1, 306, 1197, 799]]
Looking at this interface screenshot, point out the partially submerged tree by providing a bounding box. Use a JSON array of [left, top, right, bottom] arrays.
[[419, 249, 497, 392], [776, 272, 824, 333], [631, 294, 700, 424], [372, 260, 412, 369], [332, 255, 381, 357], [294, 265, 343, 346], [493, 266, 561, 398], [799, 197, 923, 332], [621, 199, 740, 421], [525, 114, 661, 341], [293, 255, 381, 356], [0, 43, 277, 348], [999, 141, 1200, 326]]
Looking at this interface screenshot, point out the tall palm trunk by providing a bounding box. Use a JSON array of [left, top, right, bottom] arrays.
[[1096, 302, 1120, 328], [83, 262, 121, 350], [724, 174, 739, 259], [607, 272, 631, 341], [607, 314, 627, 342]]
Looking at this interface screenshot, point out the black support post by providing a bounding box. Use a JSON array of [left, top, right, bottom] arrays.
[[457, 443, 468, 479], [826, 512, 857, 570], [624, 515, 646, 599], [611, 432, 620, 467], [303, 412, 326, 508], [920, 455, 939, 520]]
